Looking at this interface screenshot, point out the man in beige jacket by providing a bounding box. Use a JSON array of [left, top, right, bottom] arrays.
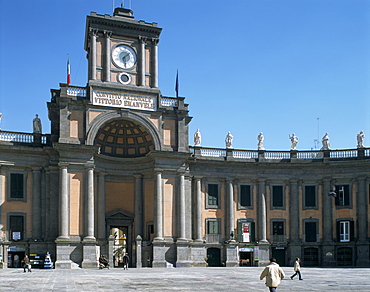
[[260, 258, 285, 292], [290, 257, 303, 280]]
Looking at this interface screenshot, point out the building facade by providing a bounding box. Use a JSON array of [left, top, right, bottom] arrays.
[[0, 7, 369, 269]]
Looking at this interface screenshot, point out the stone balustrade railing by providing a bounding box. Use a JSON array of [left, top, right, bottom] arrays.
[[0, 131, 49, 145], [160, 97, 177, 107], [190, 146, 369, 160]]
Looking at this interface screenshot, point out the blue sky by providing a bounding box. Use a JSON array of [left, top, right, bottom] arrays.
[[1, 0, 369, 150]]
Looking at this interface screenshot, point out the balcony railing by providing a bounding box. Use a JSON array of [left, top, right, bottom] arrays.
[[67, 86, 86, 97], [160, 97, 177, 107], [271, 235, 287, 243], [0, 131, 49, 145], [206, 234, 221, 243], [190, 146, 369, 161]]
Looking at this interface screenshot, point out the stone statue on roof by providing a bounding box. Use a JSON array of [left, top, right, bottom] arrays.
[[225, 131, 233, 149], [194, 129, 201, 147], [33, 114, 42, 134], [357, 131, 365, 148]]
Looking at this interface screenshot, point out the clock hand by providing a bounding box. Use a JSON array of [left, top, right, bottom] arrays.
[[122, 53, 130, 62]]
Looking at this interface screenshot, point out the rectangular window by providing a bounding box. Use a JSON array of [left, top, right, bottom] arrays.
[[273, 221, 284, 235], [207, 220, 219, 235], [340, 221, 350, 242], [9, 215, 24, 241], [305, 222, 317, 242], [272, 186, 283, 207], [335, 185, 350, 207], [206, 218, 220, 243], [237, 220, 255, 243], [10, 173, 24, 199], [207, 184, 219, 207], [304, 186, 316, 208], [240, 185, 252, 207], [272, 221, 285, 243]]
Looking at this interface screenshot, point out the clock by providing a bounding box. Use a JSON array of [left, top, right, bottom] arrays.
[[112, 45, 137, 69]]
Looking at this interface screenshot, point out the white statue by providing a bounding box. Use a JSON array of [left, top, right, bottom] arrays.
[[257, 132, 265, 150], [194, 129, 201, 147], [289, 133, 299, 150], [225, 131, 233, 148], [357, 131, 365, 148], [33, 114, 42, 134], [321, 132, 330, 150]]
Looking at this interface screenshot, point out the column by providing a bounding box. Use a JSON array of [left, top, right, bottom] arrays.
[[226, 179, 234, 239], [89, 28, 98, 81], [84, 165, 95, 240], [322, 179, 333, 242], [152, 171, 166, 268], [257, 179, 270, 267], [139, 36, 147, 86], [258, 180, 267, 242], [103, 30, 112, 82], [97, 172, 106, 240], [32, 167, 42, 240], [356, 176, 369, 266], [55, 164, 72, 269], [81, 165, 97, 269], [154, 171, 163, 240], [178, 173, 186, 240], [151, 38, 159, 88], [289, 180, 299, 242], [194, 177, 203, 241], [134, 174, 143, 238], [58, 164, 69, 239], [357, 177, 367, 242]]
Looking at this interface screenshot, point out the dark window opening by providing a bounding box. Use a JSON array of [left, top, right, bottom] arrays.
[[305, 222, 317, 242], [10, 173, 24, 199], [240, 185, 252, 207], [304, 185, 316, 207], [208, 184, 219, 206], [272, 186, 283, 207]]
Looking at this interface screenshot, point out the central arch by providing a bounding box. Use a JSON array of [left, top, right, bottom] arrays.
[[86, 110, 162, 153]]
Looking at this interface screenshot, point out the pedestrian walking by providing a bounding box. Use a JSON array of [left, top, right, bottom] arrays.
[[13, 254, 19, 268], [290, 257, 303, 280], [123, 253, 129, 270], [260, 258, 285, 292], [23, 255, 32, 272]]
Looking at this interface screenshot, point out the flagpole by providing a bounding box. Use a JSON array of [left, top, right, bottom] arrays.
[[175, 70, 179, 98], [67, 55, 71, 85]]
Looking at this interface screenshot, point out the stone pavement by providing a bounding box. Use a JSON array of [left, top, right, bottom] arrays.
[[0, 266, 369, 291]]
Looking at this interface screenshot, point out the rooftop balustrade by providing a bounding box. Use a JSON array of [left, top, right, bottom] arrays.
[[190, 146, 369, 161]]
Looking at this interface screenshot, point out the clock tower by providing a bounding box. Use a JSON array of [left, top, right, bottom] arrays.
[[85, 7, 162, 89]]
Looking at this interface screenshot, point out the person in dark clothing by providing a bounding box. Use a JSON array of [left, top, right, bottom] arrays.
[[99, 255, 109, 269], [123, 253, 129, 270]]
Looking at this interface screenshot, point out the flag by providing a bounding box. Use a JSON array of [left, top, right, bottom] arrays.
[[67, 56, 71, 85], [175, 70, 179, 98]]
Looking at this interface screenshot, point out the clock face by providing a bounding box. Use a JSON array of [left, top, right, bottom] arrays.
[[112, 45, 137, 69]]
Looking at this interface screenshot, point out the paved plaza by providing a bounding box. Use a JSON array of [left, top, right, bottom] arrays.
[[0, 266, 369, 291]]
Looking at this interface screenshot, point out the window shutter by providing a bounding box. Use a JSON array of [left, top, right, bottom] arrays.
[[251, 222, 255, 242], [237, 221, 242, 242], [350, 221, 354, 242], [336, 221, 340, 242]]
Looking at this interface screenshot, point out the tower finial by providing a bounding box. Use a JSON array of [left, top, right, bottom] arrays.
[[121, 0, 124, 8]]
